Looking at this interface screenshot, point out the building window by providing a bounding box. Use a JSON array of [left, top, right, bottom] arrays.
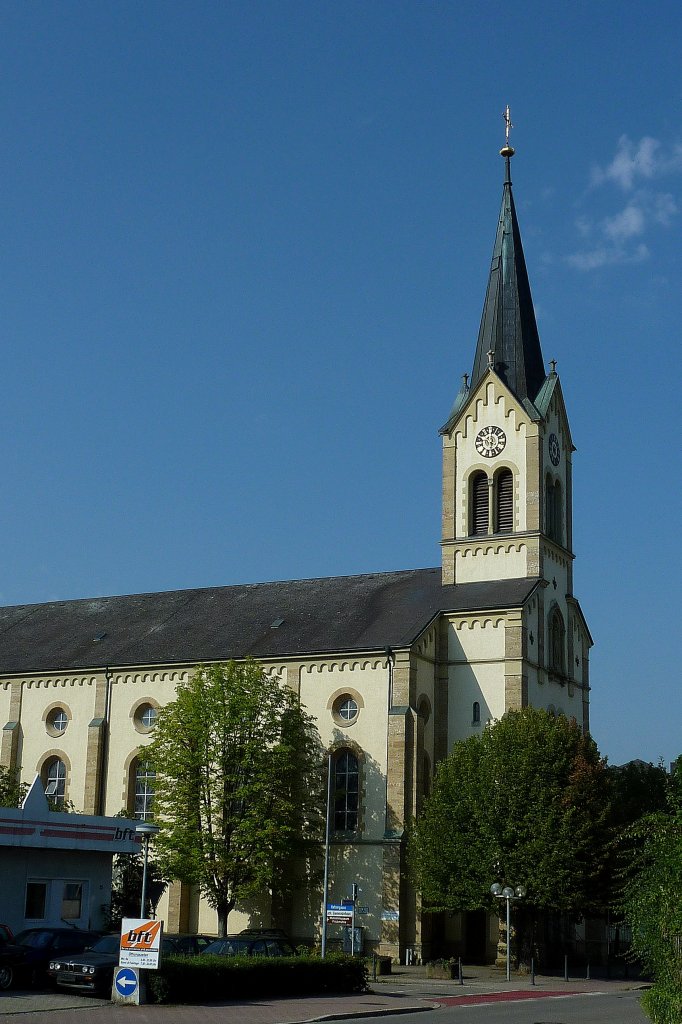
[[495, 469, 513, 532], [546, 476, 562, 544], [331, 692, 362, 726], [472, 701, 481, 725], [549, 608, 566, 676], [333, 750, 359, 832], [43, 758, 66, 808], [133, 701, 159, 734], [61, 882, 83, 920], [470, 472, 489, 535], [46, 707, 69, 736], [25, 882, 47, 919], [337, 698, 358, 722], [133, 759, 156, 821]]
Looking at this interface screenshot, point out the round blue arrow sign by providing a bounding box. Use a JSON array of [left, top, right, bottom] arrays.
[[115, 967, 138, 997]]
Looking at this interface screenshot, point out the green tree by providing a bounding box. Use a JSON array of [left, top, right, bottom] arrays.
[[410, 709, 610, 958], [146, 660, 324, 935], [104, 849, 167, 929], [622, 760, 682, 1024], [0, 765, 28, 807]]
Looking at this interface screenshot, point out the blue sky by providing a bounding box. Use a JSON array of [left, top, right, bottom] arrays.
[[0, 1, 679, 768]]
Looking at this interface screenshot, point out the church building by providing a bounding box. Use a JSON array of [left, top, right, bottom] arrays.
[[0, 135, 591, 962]]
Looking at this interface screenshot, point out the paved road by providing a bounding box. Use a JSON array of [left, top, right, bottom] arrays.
[[0, 964, 647, 1024], [333, 991, 649, 1024]]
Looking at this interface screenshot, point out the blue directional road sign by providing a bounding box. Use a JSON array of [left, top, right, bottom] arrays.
[[115, 967, 138, 997]]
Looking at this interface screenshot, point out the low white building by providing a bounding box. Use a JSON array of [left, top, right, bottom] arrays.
[[0, 777, 137, 935]]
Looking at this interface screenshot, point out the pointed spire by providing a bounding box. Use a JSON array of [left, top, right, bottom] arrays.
[[469, 117, 546, 404]]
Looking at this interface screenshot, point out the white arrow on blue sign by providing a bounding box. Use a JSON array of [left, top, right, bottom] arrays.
[[115, 968, 138, 997]]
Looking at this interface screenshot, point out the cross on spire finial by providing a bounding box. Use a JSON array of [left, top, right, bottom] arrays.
[[504, 105, 513, 145], [500, 104, 515, 172]]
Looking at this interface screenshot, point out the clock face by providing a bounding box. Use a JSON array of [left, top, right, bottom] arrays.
[[549, 433, 561, 467], [475, 425, 506, 458]]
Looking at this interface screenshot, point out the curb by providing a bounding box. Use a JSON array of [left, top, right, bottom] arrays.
[[300, 1007, 434, 1022]]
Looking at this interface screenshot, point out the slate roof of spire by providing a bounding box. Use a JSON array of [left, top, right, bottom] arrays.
[[469, 155, 546, 404], [0, 570, 541, 673]]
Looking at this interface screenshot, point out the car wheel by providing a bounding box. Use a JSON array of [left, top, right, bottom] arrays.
[[0, 965, 13, 990]]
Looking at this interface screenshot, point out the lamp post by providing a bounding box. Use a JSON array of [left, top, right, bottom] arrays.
[[490, 881, 526, 981], [135, 823, 160, 918], [321, 752, 333, 958]]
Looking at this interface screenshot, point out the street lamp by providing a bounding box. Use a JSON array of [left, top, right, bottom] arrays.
[[135, 823, 160, 918], [490, 881, 526, 981]]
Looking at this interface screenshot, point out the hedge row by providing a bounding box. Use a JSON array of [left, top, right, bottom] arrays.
[[147, 953, 368, 1004]]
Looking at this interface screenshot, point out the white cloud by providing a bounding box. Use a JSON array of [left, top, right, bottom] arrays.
[[568, 243, 649, 271], [591, 135, 682, 192], [653, 192, 677, 225], [570, 136, 682, 271], [602, 204, 645, 243]]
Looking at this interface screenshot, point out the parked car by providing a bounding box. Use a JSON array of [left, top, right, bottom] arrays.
[[13, 927, 101, 986], [203, 934, 295, 957], [0, 936, 30, 990], [48, 933, 212, 997]]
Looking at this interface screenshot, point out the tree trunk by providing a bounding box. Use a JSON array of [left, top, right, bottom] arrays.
[[217, 900, 234, 937]]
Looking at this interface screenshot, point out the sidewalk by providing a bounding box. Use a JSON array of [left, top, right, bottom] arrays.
[[0, 963, 647, 1023]]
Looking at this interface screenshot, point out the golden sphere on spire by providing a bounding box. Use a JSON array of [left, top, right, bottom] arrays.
[[500, 144, 515, 158]]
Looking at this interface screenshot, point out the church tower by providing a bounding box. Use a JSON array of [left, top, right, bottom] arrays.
[[440, 128, 575, 603]]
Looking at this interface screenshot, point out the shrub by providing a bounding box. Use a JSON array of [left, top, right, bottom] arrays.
[[147, 953, 367, 1004]]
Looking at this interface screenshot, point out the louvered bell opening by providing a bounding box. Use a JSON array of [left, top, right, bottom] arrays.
[[496, 470, 513, 532], [471, 473, 489, 535]]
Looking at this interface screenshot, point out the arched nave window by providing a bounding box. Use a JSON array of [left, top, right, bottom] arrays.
[[470, 472, 489, 535], [472, 701, 481, 725], [42, 757, 66, 808], [548, 607, 566, 676], [495, 469, 513, 532], [333, 749, 359, 832], [132, 758, 156, 821]]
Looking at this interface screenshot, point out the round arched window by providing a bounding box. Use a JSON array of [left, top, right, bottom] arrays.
[[133, 702, 158, 733], [46, 707, 69, 736], [332, 694, 359, 725]]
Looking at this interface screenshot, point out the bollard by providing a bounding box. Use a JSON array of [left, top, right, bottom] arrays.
[[586, 962, 590, 981], [459, 957, 464, 985], [564, 954, 569, 982], [531, 957, 535, 985], [372, 952, 377, 982]]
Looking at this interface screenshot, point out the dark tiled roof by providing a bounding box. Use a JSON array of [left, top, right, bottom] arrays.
[[0, 571, 541, 674]]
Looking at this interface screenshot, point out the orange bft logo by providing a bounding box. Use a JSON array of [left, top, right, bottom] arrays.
[[121, 921, 162, 949]]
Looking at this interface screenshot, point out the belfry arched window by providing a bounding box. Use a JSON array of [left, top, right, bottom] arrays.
[[495, 469, 513, 532], [470, 472, 489, 535], [548, 607, 566, 676], [546, 476, 563, 544], [333, 749, 359, 832]]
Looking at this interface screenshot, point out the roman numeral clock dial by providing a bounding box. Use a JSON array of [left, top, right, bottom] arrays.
[[475, 425, 506, 458]]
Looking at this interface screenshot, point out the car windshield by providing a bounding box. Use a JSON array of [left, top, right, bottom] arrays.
[[89, 935, 121, 954], [204, 938, 251, 955]]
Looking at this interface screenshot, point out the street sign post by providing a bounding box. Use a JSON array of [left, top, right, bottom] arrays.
[[119, 919, 163, 969], [326, 903, 353, 926], [114, 968, 138, 998]]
